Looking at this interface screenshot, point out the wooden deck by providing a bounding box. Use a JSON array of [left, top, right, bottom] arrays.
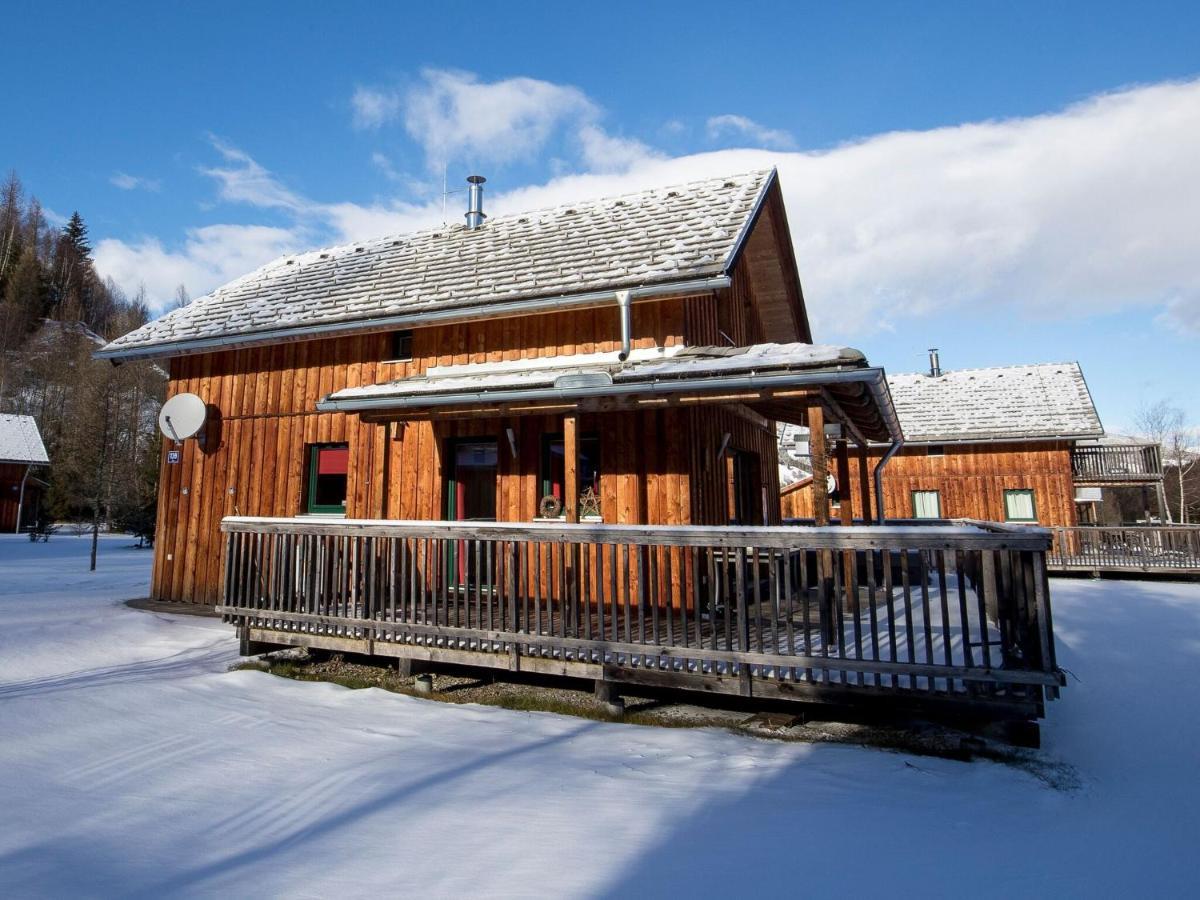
[[219, 517, 1064, 722], [1048, 525, 1200, 575], [1071, 443, 1163, 484]]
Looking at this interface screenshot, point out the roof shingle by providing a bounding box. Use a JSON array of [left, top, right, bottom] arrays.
[[887, 362, 1103, 443], [100, 170, 775, 359]]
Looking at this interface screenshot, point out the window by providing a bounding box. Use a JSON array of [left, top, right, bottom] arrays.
[[307, 444, 349, 514], [540, 433, 600, 517], [926, 445, 945, 457], [911, 490, 942, 519], [389, 330, 413, 361], [1004, 489, 1037, 522]]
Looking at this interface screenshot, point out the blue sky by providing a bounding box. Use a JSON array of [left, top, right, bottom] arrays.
[[2, 1, 1197, 431]]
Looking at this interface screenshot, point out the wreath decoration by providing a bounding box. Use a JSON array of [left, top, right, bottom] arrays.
[[539, 493, 564, 519]]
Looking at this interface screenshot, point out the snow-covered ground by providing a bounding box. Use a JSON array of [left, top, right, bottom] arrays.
[[0, 534, 1197, 898]]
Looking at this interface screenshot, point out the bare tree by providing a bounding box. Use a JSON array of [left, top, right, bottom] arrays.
[[170, 283, 190, 311], [1135, 400, 1198, 524]]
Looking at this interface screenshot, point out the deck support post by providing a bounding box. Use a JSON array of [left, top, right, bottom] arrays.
[[857, 442, 873, 522], [808, 404, 836, 643], [564, 413, 579, 524], [238, 625, 277, 658], [835, 439, 856, 612], [594, 679, 624, 716], [835, 440, 854, 525], [808, 404, 830, 526]]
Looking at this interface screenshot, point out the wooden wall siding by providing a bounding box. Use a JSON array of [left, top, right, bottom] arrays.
[[683, 257, 764, 349], [150, 301, 702, 604], [686, 407, 782, 526], [0, 463, 36, 532], [739, 181, 808, 342], [779, 441, 1079, 528]]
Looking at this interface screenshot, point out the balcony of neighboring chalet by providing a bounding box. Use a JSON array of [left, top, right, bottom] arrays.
[[1071, 443, 1163, 485]]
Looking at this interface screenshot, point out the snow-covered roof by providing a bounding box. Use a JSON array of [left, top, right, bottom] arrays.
[[321, 341, 898, 442], [887, 362, 1103, 443], [0, 414, 49, 465], [324, 342, 864, 404], [100, 170, 777, 360]]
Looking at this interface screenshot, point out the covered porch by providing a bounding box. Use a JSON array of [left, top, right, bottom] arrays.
[[317, 342, 901, 529]]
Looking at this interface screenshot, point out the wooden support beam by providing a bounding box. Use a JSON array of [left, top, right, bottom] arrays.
[[857, 442, 873, 523], [564, 413, 579, 523], [808, 403, 830, 526], [835, 439, 854, 525]]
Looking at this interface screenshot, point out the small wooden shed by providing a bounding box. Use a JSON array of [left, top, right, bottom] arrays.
[[0, 414, 50, 532]]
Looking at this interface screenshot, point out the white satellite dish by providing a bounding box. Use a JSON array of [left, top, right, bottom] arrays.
[[159, 393, 207, 441]]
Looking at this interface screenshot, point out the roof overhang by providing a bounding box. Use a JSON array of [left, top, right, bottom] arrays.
[[318, 348, 903, 444], [94, 275, 732, 363]]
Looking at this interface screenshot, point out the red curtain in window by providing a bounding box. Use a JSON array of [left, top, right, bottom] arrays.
[[317, 447, 349, 475]]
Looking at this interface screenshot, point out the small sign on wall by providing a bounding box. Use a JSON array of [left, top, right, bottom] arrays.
[[167, 450, 181, 464]]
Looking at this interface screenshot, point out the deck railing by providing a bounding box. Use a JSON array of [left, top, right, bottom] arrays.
[[1071, 444, 1163, 482], [1048, 525, 1200, 574], [218, 517, 1063, 718]]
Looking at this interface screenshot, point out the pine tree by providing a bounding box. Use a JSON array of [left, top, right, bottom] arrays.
[[62, 211, 91, 258]]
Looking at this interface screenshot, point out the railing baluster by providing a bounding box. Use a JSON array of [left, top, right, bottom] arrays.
[[218, 519, 1062, 716], [866, 548, 881, 687]]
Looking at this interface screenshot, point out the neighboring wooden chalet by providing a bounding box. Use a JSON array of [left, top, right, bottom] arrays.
[[0, 414, 49, 532], [781, 356, 1118, 527], [98, 172, 1063, 730]]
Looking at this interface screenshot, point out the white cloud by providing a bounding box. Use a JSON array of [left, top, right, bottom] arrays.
[[199, 134, 307, 211], [110, 172, 161, 192], [93, 76, 1200, 340], [473, 80, 1200, 338], [577, 124, 660, 174], [351, 86, 402, 129], [400, 68, 597, 169], [353, 69, 657, 176], [94, 224, 305, 313], [706, 114, 796, 150], [370, 151, 402, 181]]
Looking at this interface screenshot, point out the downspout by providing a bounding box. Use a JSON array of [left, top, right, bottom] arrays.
[[615, 289, 632, 362], [872, 439, 903, 524], [15, 464, 31, 533]]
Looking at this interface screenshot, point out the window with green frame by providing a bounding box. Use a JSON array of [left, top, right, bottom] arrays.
[[306, 443, 349, 514], [911, 489, 941, 519], [1004, 488, 1037, 522], [540, 433, 600, 516]]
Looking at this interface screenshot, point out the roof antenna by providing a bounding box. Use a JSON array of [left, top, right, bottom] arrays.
[[440, 163, 466, 227]]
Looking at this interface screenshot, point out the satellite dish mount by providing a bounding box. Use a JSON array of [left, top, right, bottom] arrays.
[[158, 393, 208, 447]]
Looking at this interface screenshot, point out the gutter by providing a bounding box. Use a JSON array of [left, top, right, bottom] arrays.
[[318, 366, 905, 440], [94, 275, 732, 363], [885, 432, 1104, 447]]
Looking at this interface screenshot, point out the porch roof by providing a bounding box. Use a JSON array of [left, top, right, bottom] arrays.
[[318, 342, 902, 443]]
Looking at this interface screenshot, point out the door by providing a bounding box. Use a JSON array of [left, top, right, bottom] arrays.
[[447, 439, 498, 587]]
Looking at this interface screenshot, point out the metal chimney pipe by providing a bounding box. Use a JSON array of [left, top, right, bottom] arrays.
[[465, 175, 487, 229], [928, 348, 941, 378]]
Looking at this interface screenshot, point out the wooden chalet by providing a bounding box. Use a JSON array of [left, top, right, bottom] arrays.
[[781, 354, 1191, 576], [0, 414, 49, 533], [99, 171, 1064, 731]]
